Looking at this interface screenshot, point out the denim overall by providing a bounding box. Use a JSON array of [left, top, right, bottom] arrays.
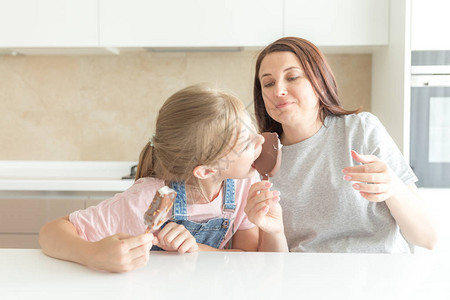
[[151, 179, 236, 250]]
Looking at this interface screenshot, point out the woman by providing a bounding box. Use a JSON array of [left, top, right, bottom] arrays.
[[245, 37, 437, 253]]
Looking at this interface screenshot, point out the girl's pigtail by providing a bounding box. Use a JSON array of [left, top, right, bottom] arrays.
[[135, 142, 155, 180]]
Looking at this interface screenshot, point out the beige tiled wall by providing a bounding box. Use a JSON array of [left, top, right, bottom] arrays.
[[0, 50, 371, 161]]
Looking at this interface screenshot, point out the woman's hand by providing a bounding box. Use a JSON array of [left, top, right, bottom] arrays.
[[343, 151, 438, 249], [154, 222, 199, 253], [343, 150, 400, 202], [89, 232, 154, 273], [245, 181, 283, 234]]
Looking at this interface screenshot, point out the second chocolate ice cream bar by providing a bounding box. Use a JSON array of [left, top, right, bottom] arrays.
[[253, 132, 282, 181]]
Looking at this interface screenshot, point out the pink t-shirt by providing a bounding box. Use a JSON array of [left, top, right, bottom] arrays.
[[69, 173, 259, 249]]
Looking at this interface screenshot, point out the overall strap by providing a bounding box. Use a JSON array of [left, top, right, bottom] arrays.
[[223, 179, 236, 212], [170, 181, 188, 221]]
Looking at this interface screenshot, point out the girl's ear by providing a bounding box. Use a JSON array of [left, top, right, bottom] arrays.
[[192, 165, 217, 179]]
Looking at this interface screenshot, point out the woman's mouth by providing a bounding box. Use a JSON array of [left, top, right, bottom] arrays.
[[276, 102, 293, 109]]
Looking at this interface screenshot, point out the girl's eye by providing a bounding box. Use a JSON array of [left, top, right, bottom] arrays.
[[288, 76, 299, 81], [263, 82, 274, 88]]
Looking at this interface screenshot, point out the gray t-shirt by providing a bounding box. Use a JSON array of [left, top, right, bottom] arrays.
[[271, 112, 418, 253]]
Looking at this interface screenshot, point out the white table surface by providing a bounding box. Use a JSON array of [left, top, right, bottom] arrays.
[[1, 249, 449, 300]]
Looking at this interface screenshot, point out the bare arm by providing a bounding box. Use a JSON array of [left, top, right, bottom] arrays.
[[149, 219, 259, 253], [226, 226, 259, 251], [344, 151, 438, 250], [39, 216, 91, 263], [39, 216, 154, 272], [385, 181, 437, 249], [199, 181, 288, 252], [187, 227, 259, 252]]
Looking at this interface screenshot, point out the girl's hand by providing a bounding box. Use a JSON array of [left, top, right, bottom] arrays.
[[343, 150, 399, 202], [245, 181, 283, 234], [89, 232, 154, 273], [154, 222, 199, 253]]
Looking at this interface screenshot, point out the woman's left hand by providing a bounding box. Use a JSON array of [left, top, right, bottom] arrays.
[[342, 150, 398, 202]]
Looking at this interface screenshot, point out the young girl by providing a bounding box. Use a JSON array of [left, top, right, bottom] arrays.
[[39, 84, 278, 273]]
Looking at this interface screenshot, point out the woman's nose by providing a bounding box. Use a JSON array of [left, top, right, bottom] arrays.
[[275, 84, 287, 97]]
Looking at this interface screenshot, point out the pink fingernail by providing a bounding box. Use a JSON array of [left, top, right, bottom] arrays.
[[344, 175, 352, 180], [353, 183, 360, 190]]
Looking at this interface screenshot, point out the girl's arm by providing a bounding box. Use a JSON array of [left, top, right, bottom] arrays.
[[200, 226, 287, 252], [343, 151, 438, 250], [156, 224, 258, 252], [39, 216, 154, 273], [196, 227, 258, 252], [244, 181, 289, 252]]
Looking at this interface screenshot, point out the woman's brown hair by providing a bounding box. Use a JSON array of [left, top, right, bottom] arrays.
[[254, 37, 361, 135], [135, 84, 245, 183]]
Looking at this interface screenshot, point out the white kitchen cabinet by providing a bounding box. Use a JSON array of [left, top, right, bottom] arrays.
[[99, 0, 283, 47], [0, 194, 116, 249], [0, 197, 85, 248], [411, 0, 450, 50], [284, 0, 389, 46], [0, 0, 98, 47]]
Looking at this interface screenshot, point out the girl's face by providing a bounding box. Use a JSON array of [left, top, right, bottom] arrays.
[[214, 113, 264, 180], [258, 51, 320, 126]]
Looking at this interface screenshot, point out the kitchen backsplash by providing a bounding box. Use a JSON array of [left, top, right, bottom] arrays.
[[0, 50, 371, 161]]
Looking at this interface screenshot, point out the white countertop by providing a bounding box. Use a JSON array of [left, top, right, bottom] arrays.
[[0, 178, 134, 192], [0, 161, 136, 192], [2, 161, 449, 194], [1, 249, 449, 300]]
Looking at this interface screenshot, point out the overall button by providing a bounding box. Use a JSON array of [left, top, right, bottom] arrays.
[[222, 220, 229, 229]]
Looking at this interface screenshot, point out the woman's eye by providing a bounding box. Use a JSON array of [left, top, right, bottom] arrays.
[[263, 82, 274, 88], [288, 76, 299, 81]]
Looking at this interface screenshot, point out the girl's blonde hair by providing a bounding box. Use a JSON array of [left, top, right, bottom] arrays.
[[136, 84, 245, 182]]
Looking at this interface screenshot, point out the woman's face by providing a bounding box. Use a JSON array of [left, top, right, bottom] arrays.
[[258, 51, 320, 126]]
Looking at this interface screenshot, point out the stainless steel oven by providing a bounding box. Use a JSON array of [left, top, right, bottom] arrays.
[[410, 51, 450, 187]]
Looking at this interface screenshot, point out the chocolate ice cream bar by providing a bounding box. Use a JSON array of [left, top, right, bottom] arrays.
[[253, 132, 282, 181], [143, 186, 177, 231]]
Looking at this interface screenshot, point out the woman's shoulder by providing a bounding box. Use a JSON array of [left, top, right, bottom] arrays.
[[340, 112, 379, 124], [333, 112, 383, 132], [325, 113, 386, 144]]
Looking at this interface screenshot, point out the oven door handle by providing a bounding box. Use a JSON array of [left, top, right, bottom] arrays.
[[411, 75, 450, 87]]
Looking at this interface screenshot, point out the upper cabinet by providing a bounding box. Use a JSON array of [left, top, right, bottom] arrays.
[[284, 0, 389, 46], [0, 0, 390, 49], [98, 0, 283, 47], [0, 0, 98, 47], [411, 0, 450, 51]]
